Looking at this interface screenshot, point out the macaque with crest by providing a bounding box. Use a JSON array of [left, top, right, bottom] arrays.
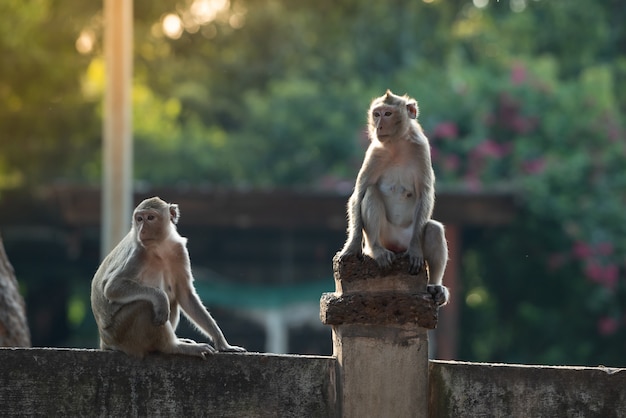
[[91, 197, 246, 358], [338, 90, 449, 305]]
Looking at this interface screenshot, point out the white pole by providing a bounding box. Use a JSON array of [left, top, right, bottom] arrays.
[[102, 0, 133, 258], [266, 310, 288, 354]]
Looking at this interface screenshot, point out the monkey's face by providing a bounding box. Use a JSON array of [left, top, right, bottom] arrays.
[[134, 208, 169, 246], [369, 91, 419, 142], [370, 105, 404, 140]]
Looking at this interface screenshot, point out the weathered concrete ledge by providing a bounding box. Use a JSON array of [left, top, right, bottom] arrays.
[[320, 292, 437, 328], [332, 252, 428, 289], [320, 253, 438, 328], [430, 360, 626, 418], [0, 348, 337, 417]]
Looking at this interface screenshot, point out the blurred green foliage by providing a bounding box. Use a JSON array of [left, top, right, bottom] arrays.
[[1, 0, 626, 365]]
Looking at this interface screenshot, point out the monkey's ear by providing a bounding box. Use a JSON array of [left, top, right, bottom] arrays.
[[169, 204, 180, 224], [407, 101, 418, 119]]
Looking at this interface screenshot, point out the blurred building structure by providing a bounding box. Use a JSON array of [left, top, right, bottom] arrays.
[[0, 186, 515, 356]]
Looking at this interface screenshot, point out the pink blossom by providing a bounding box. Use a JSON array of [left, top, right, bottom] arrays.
[[473, 140, 512, 158], [573, 241, 592, 259], [510, 115, 536, 134], [433, 122, 459, 139], [510, 62, 527, 85], [584, 261, 619, 291], [584, 262, 603, 283], [574, 241, 613, 258], [598, 316, 619, 336], [522, 158, 546, 174], [604, 265, 619, 290]]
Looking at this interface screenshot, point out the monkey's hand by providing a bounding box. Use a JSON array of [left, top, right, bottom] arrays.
[[371, 246, 395, 269], [427, 284, 449, 306], [337, 240, 363, 260], [152, 301, 170, 326]]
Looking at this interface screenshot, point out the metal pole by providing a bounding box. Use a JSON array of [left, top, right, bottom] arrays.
[[102, 0, 133, 258]]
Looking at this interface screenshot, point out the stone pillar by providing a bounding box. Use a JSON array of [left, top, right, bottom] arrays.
[[320, 254, 439, 418]]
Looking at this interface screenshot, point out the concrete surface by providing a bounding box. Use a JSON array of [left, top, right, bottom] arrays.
[[0, 348, 337, 417], [430, 360, 626, 418]]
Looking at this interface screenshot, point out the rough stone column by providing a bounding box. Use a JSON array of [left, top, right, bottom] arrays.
[[320, 254, 439, 418], [0, 235, 30, 347]]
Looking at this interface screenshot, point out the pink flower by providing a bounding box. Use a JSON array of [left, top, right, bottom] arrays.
[[584, 261, 619, 291], [604, 265, 619, 290], [522, 158, 546, 174], [510, 115, 536, 134], [473, 140, 512, 158], [598, 316, 619, 336], [433, 122, 459, 139], [573, 241, 592, 259], [574, 241, 613, 258], [584, 262, 603, 282], [510, 62, 527, 86]]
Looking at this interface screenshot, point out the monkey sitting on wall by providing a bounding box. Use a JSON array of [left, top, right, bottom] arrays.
[[338, 90, 449, 306], [91, 197, 245, 358]]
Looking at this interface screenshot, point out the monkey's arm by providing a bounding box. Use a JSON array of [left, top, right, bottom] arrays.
[[178, 285, 246, 352], [407, 150, 436, 274], [103, 272, 170, 325], [339, 190, 365, 257], [339, 150, 381, 258]]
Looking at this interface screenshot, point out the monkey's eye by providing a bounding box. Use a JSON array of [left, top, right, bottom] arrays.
[[147, 215, 155, 221], [373, 111, 380, 118], [136, 215, 143, 222], [384, 111, 392, 117]]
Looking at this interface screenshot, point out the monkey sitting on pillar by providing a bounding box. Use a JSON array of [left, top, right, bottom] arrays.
[[338, 90, 449, 306], [91, 197, 246, 358]]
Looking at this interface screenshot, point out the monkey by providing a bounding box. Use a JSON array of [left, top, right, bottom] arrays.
[[338, 90, 449, 305], [90, 197, 246, 358]]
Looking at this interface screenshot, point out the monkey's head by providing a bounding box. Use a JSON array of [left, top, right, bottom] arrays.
[[368, 90, 419, 142], [132, 197, 180, 246]]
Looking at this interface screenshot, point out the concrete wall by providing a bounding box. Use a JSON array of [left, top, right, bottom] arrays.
[[0, 348, 337, 417], [3, 348, 626, 417], [429, 360, 626, 418]]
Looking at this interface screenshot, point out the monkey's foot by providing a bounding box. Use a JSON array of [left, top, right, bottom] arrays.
[[218, 344, 246, 353], [175, 341, 216, 358], [427, 284, 449, 306], [214, 340, 246, 352]]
